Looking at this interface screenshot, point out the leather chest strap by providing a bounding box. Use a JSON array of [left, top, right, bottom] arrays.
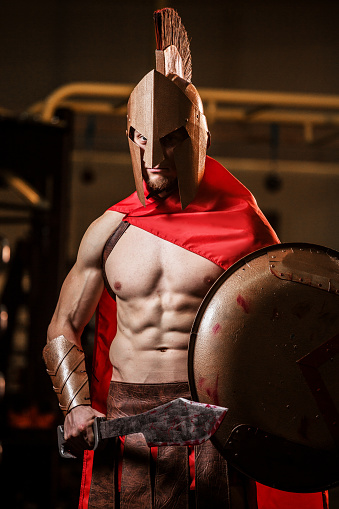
[[102, 221, 131, 300]]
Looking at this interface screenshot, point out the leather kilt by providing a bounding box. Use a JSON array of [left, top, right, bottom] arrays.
[[87, 381, 254, 509]]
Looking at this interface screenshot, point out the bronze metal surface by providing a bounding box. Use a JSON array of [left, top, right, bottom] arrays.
[[127, 70, 208, 208], [43, 335, 90, 416], [188, 243, 339, 492], [156, 46, 184, 79]]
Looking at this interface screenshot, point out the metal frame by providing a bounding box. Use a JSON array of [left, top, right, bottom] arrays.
[[28, 81, 339, 144]]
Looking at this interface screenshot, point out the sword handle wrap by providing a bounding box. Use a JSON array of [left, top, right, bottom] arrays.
[[43, 335, 91, 416]]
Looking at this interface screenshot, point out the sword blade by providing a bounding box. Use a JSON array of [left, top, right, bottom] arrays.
[[98, 397, 227, 447], [58, 398, 227, 458]]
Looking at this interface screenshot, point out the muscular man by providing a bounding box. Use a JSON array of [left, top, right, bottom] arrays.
[[44, 8, 327, 509], [47, 127, 224, 442]]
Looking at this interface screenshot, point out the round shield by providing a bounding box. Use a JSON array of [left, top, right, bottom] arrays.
[[188, 243, 339, 492]]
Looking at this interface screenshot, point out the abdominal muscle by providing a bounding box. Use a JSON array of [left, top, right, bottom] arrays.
[[105, 224, 224, 384], [109, 293, 199, 384]]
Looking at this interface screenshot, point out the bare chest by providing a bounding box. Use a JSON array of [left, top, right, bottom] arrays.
[[104, 225, 223, 301]]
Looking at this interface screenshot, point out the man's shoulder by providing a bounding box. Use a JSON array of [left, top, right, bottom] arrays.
[[77, 210, 125, 265], [87, 210, 125, 240]]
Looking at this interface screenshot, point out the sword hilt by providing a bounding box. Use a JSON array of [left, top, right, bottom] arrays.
[[57, 417, 106, 458]]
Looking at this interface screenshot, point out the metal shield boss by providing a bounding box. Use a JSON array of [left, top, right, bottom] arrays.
[[188, 243, 339, 492], [127, 70, 208, 208]]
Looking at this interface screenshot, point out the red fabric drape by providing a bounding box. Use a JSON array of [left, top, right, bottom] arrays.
[[111, 156, 279, 271], [256, 483, 328, 509]]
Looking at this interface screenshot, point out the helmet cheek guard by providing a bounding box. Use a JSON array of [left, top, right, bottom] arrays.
[[174, 110, 209, 208], [127, 136, 145, 205]]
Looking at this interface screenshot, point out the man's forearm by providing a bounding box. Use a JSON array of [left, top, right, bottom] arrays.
[[43, 335, 91, 416]]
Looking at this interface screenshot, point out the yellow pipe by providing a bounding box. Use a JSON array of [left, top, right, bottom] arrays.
[[40, 82, 133, 122], [212, 108, 339, 126], [39, 82, 339, 123], [199, 88, 339, 109], [1, 170, 50, 210]]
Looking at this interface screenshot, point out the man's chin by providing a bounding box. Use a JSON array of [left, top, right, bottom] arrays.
[[146, 176, 178, 194]]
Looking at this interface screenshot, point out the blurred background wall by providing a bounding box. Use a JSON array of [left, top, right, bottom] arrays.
[[0, 0, 338, 507], [1, 0, 339, 251]]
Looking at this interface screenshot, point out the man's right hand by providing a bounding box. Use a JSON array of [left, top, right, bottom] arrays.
[[64, 405, 106, 450]]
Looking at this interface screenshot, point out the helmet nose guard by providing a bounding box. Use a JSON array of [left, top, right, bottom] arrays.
[[144, 133, 164, 170]]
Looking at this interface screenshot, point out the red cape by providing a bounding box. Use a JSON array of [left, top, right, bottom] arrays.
[[79, 157, 327, 509]]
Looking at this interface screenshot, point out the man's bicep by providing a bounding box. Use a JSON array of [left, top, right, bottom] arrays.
[[47, 210, 123, 345], [47, 262, 104, 346]]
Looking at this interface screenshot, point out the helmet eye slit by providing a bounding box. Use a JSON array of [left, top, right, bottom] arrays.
[[160, 126, 189, 148], [129, 127, 147, 146]]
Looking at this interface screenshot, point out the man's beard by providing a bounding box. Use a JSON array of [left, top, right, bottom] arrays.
[[145, 175, 178, 194]]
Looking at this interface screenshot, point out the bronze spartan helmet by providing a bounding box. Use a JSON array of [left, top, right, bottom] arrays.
[[126, 8, 209, 209]]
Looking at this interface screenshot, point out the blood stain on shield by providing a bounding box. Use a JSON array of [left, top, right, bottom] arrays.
[[206, 375, 220, 406], [212, 323, 221, 334], [237, 294, 250, 313]]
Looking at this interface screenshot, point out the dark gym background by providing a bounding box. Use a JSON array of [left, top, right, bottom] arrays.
[[0, 1, 338, 507]]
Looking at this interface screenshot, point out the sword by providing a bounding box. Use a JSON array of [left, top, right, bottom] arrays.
[[57, 397, 227, 458]]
